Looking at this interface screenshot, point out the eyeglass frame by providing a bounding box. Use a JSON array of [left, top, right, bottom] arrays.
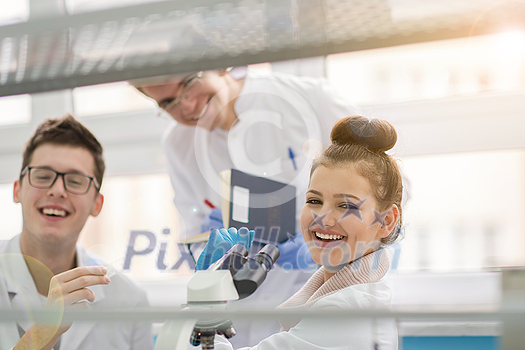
[[20, 166, 101, 195], [156, 71, 204, 117]]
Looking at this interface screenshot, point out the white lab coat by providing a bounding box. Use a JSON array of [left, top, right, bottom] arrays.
[[201, 247, 398, 350], [196, 280, 397, 350], [163, 70, 357, 346], [0, 235, 153, 350], [163, 70, 356, 238]]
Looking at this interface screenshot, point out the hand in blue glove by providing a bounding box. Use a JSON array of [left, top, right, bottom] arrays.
[[276, 231, 317, 271], [195, 227, 255, 271], [200, 209, 224, 233]]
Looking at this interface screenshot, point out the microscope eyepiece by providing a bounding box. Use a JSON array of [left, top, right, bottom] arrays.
[[232, 244, 280, 299], [208, 244, 248, 274], [206, 243, 280, 300], [254, 244, 280, 270]]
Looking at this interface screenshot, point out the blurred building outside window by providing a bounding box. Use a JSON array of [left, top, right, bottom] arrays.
[[327, 31, 525, 106], [398, 149, 525, 272]]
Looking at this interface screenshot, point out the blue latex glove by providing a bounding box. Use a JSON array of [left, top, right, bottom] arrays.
[[195, 227, 255, 271], [276, 231, 317, 271], [200, 209, 224, 233]]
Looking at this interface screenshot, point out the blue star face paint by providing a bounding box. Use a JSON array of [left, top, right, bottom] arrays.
[[338, 196, 367, 223], [300, 164, 389, 270], [368, 208, 389, 228], [308, 210, 328, 231]]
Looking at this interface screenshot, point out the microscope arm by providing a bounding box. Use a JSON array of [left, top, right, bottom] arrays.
[[154, 244, 280, 350], [154, 270, 239, 350]]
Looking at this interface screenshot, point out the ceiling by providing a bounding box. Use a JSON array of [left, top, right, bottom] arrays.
[[0, 0, 524, 96]]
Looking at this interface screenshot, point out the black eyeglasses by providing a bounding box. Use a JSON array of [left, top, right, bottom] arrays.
[[20, 166, 100, 195]]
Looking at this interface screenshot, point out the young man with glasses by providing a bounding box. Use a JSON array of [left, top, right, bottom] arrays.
[[0, 115, 152, 350]]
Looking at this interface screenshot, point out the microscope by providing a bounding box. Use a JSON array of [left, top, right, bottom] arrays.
[[154, 243, 280, 350]]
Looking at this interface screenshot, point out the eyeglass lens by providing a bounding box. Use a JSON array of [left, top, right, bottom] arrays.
[[160, 73, 202, 112], [29, 168, 92, 194]]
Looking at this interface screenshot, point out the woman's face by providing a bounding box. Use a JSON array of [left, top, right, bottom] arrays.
[[300, 164, 394, 270]]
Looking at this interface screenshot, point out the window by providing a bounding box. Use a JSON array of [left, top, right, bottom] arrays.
[[398, 149, 525, 272], [327, 31, 525, 106], [0, 183, 22, 240], [65, 0, 163, 15], [0, 0, 29, 26], [0, 94, 31, 126], [78, 173, 193, 281], [73, 81, 155, 118]]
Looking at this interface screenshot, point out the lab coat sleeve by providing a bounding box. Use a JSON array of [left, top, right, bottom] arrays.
[[131, 289, 154, 350], [211, 316, 374, 350], [208, 287, 396, 350], [131, 321, 154, 350], [162, 124, 204, 237], [206, 319, 357, 350]]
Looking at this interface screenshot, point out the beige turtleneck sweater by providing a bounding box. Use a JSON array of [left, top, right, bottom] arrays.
[[277, 248, 392, 331]]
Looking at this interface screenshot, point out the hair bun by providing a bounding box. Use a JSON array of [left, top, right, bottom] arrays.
[[330, 115, 397, 152]]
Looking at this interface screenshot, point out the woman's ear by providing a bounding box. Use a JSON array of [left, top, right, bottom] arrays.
[[377, 204, 400, 238]]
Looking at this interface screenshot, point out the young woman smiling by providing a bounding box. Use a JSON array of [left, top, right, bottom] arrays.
[[201, 115, 403, 350]]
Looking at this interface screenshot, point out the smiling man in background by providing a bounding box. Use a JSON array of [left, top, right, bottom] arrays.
[[0, 115, 152, 350], [133, 66, 356, 346]]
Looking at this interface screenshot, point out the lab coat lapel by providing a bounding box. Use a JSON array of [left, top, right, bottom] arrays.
[[60, 246, 107, 350], [0, 240, 22, 347], [0, 236, 44, 334], [0, 289, 20, 348]]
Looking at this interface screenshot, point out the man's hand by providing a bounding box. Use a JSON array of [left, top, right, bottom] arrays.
[[47, 266, 110, 333], [14, 266, 110, 350]]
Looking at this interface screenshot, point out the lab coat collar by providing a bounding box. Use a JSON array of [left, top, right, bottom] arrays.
[[0, 235, 107, 348], [232, 69, 254, 126], [233, 69, 280, 116], [0, 280, 19, 348], [1, 236, 107, 306], [232, 70, 283, 129], [0, 235, 44, 333]]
